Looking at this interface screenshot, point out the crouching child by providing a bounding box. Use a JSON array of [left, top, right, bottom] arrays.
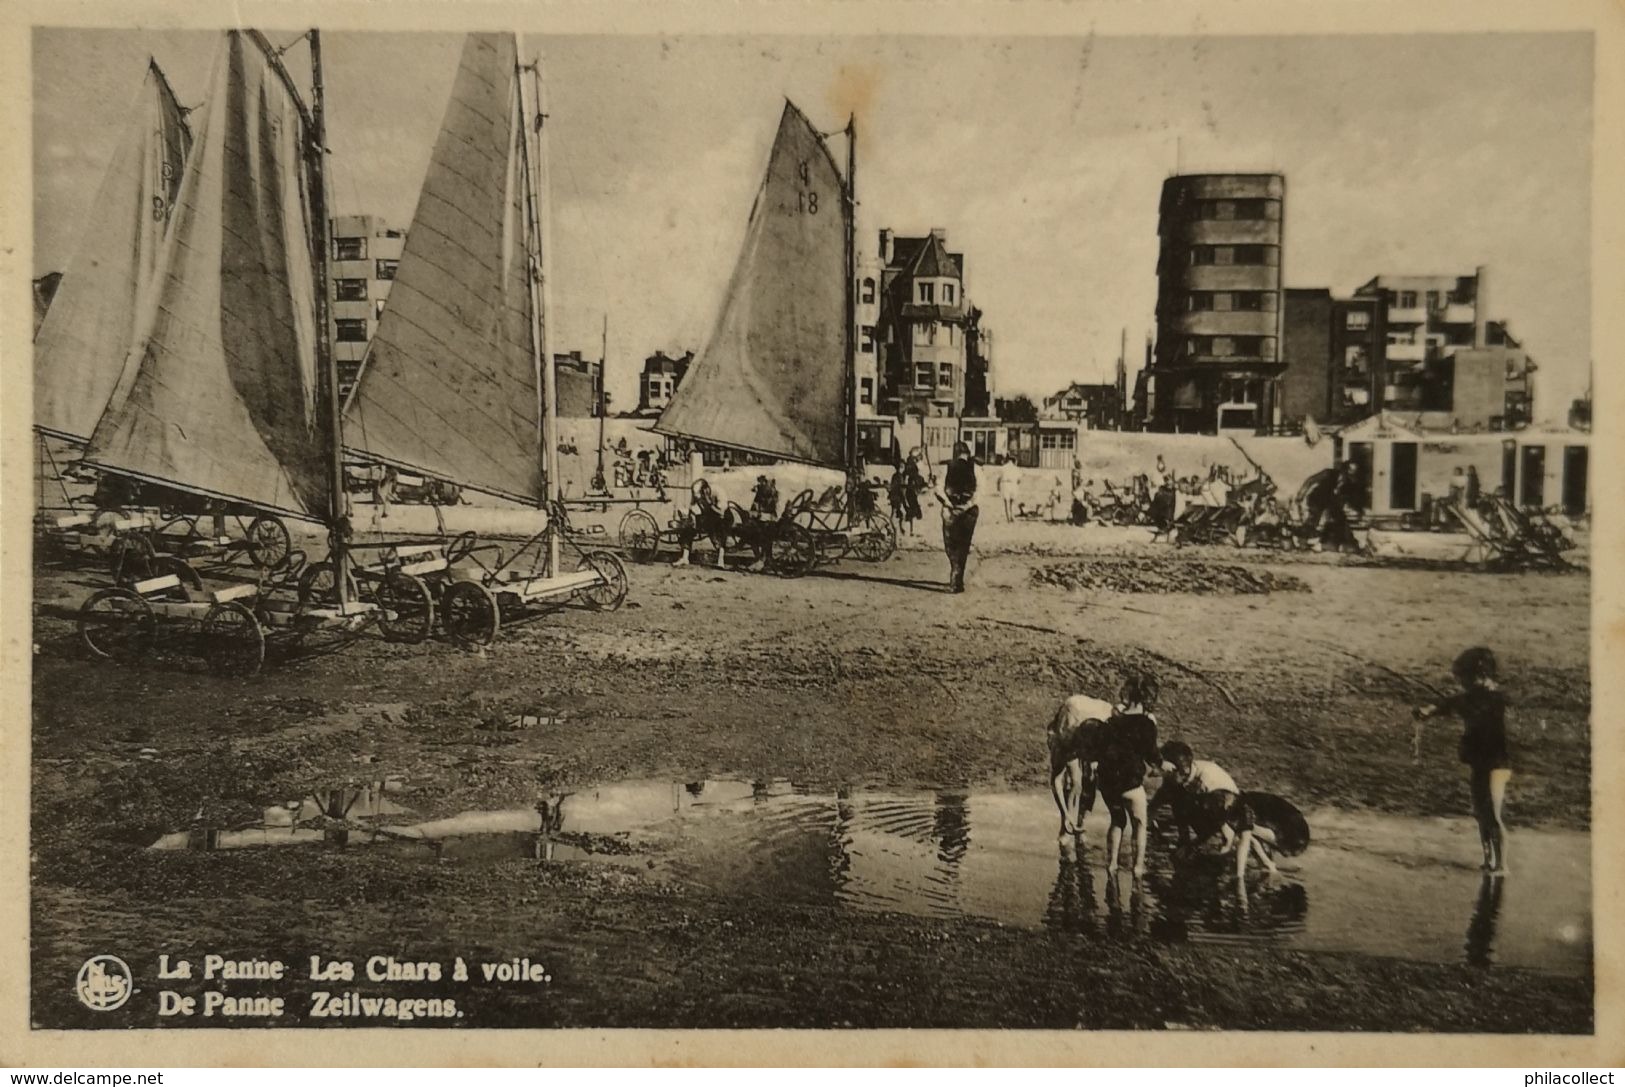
[[1154, 741, 1279, 880]]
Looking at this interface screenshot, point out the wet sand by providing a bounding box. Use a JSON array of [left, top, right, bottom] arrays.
[[29, 537, 1592, 1030]]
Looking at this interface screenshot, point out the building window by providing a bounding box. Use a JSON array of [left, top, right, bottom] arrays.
[[1235, 198, 1268, 219], [335, 278, 368, 301], [918, 281, 935, 304], [860, 378, 873, 405], [1213, 246, 1235, 265], [648, 379, 662, 401], [1190, 245, 1215, 265], [1187, 293, 1214, 312], [335, 318, 369, 342], [1344, 344, 1369, 373], [860, 325, 875, 353], [1186, 336, 1206, 357], [947, 324, 957, 346], [927, 322, 938, 345], [1345, 310, 1371, 330], [1233, 245, 1267, 264], [939, 363, 954, 387], [1234, 292, 1268, 312], [1425, 290, 1441, 311], [333, 236, 366, 261], [375, 259, 399, 281], [943, 283, 956, 304], [861, 277, 875, 304], [1397, 290, 1418, 309]]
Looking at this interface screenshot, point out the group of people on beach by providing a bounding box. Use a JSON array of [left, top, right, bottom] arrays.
[[1047, 645, 1514, 884]]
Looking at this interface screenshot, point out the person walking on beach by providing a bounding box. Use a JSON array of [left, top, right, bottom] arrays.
[[1414, 646, 1513, 875], [934, 442, 980, 593], [997, 455, 1021, 523]]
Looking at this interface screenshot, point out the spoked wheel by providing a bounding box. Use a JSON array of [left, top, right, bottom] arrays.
[[769, 523, 818, 579], [577, 550, 629, 611], [618, 509, 661, 563], [441, 580, 501, 648], [297, 560, 360, 606], [201, 601, 266, 676], [373, 572, 435, 644], [246, 515, 291, 569], [849, 513, 897, 563], [78, 588, 156, 662]]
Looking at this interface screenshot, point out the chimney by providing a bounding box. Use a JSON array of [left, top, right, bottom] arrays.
[[1473, 264, 1490, 349], [879, 229, 894, 266]]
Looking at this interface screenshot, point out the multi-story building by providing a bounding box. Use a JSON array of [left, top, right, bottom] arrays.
[[328, 214, 407, 394], [329, 215, 405, 391], [555, 351, 604, 418], [634, 350, 692, 416], [1352, 270, 1484, 417], [874, 227, 972, 419], [1150, 173, 1286, 433], [1279, 266, 1536, 432]]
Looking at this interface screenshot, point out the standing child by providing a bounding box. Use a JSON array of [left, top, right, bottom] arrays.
[[1095, 672, 1162, 878], [1414, 646, 1512, 875]]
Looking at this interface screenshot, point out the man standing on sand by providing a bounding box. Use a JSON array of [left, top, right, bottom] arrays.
[[935, 442, 980, 593]]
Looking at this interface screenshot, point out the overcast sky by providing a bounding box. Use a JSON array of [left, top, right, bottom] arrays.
[[34, 29, 1592, 421]]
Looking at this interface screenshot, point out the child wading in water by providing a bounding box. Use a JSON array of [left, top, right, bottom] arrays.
[[1414, 646, 1512, 875]]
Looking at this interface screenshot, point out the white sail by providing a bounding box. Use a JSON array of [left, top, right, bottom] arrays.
[[34, 61, 191, 444], [84, 31, 330, 521], [344, 33, 544, 505], [655, 101, 850, 468]]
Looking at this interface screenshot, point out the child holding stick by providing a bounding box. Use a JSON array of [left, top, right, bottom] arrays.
[[1414, 646, 1513, 875]]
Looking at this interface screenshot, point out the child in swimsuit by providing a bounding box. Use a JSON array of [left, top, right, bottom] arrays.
[[1415, 646, 1512, 875]]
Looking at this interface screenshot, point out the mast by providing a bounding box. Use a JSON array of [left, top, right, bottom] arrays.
[[307, 29, 351, 607], [597, 313, 608, 490], [843, 114, 858, 471], [518, 40, 560, 575]]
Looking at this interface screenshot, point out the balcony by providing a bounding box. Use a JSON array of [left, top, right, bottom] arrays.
[[1183, 265, 1279, 292], [1174, 310, 1278, 337], [1442, 303, 1476, 324], [1387, 306, 1425, 325], [1183, 219, 1280, 246], [1386, 341, 1425, 362]]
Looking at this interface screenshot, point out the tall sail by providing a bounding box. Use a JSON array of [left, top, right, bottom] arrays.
[[655, 101, 849, 468], [84, 31, 329, 522], [34, 61, 191, 443], [344, 33, 543, 505]]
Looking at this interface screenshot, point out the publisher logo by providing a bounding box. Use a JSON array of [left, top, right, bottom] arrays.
[[76, 955, 133, 1011]]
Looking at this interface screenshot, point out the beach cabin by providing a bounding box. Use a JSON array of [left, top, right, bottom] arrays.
[[1334, 413, 1590, 518]]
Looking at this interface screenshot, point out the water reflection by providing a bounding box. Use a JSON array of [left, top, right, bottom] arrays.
[[1465, 873, 1505, 967], [145, 777, 1591, 977], [1043, 845, 1099, 937]]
